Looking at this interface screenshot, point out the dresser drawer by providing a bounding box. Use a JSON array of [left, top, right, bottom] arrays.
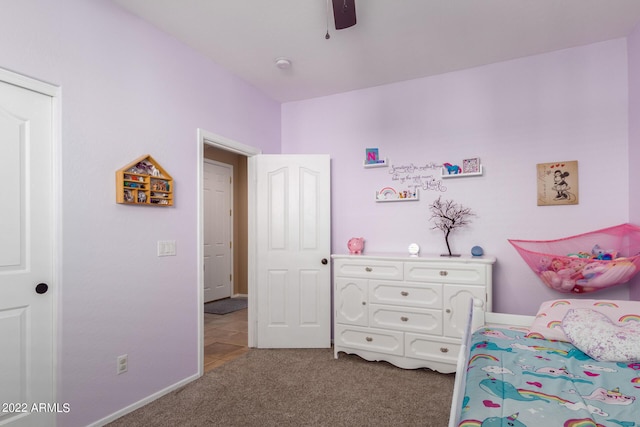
[[369, 280, 442, 308], [334, 259, 403, 280], [334, 324, 403, 356], [370, 305, 442, 335], [405, 262, 486, 285], [404, 333, 460, 364]]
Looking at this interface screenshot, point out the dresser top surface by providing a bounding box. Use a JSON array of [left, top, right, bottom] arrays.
[[331, 253, 496, 264]]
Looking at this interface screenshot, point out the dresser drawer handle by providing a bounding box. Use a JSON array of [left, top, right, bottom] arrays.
[[445, 308, 451, 314], [439, 270, 448, 276], [400, 291, 409, 297], [362, 301, 367, 306], [365, 336, 373, 342], [365, 267, 372, 272], [400, 316, 408, 322], [440, 347, 449, 353]]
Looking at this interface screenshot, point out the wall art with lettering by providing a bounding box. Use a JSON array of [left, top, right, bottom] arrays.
[[388, 162, 447, 193]]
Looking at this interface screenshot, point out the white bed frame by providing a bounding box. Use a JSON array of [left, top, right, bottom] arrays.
[[447, 299, 535, 427]]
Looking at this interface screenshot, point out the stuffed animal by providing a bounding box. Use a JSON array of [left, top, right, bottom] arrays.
[[539, 270, 575, 292], [578, 261, 637, 290], [443, 163, 461, 174], [538, 257, 551, 272], [591, 244, 617, 260], [577, 262, 607, 283]]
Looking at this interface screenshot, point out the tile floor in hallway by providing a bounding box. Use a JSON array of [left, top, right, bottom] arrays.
[[203, 307, 249, 373]]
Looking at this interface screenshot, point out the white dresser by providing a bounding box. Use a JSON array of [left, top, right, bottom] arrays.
[[332, 253, 495, 373]]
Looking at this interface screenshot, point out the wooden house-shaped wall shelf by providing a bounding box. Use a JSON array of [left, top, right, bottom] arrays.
[[116, 155, 173, 206]]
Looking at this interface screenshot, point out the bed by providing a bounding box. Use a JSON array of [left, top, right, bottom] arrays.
[[448, 299, 640, 427]]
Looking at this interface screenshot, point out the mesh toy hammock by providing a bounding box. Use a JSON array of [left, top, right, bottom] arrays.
[[509, 223, 640, 293]]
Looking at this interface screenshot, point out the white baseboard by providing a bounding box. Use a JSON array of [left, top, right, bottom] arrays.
[[87, 372, 200, 427]]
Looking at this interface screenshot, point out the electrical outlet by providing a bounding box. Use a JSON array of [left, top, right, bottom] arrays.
[[117, 354, 128, 375]]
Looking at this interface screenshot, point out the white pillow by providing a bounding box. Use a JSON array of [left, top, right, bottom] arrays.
[[561, 308, 640, 362]]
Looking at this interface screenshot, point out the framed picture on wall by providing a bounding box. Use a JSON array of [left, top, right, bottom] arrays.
[[462, 158, 480, 173], [536, 160, 579, 206]]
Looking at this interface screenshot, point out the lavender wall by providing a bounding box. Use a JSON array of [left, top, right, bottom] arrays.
[[628, 24, 640, 300], [0, 1, 280, 426], [1, 0, 637, 423], [283, 39, 631, 315]]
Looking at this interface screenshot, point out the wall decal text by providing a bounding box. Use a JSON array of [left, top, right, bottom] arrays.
[[389, 163, 447, 193]]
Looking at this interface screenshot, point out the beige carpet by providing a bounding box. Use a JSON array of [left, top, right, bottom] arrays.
[[107, 348, 455, 427]]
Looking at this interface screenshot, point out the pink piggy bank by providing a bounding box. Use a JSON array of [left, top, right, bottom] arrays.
[[348, 237, 364, 255]]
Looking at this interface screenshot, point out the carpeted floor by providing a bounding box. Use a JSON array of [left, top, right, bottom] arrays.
[[204, 297, 248, 315], [107, 348, 455, 427]]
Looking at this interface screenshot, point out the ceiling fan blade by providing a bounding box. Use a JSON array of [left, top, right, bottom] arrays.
[[332, 0, 356, 30]]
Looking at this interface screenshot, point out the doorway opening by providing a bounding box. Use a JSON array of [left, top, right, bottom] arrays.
[[197, 129, 260, 375]]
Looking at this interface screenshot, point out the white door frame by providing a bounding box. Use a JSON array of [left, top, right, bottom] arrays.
[[196, 129, 260, 375], [0, 67, 62, 422]]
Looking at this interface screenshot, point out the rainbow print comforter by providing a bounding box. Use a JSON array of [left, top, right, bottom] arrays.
[[457, 327, 640, 427]]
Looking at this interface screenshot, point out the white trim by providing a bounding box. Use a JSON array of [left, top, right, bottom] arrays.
[[197, 129, 261, 375], [86, 373, 200, 427], [0, 67, 61, 427], [0, 67, 59, 97], [199, 129, 260, 156], [247, 155, 257, 348], [484, 311, 534, 328], [52, 84, 63, 427]]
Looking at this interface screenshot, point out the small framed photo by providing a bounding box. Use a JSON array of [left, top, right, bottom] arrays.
[[462, 158, 480, 173], [365, 148, 379, 164]]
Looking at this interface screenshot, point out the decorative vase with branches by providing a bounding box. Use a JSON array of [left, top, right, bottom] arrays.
[[428, 196, 475, 257]]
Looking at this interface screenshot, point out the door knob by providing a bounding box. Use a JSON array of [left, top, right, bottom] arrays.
[[321, 258, 328, 265], [35, 283, 49, 294]]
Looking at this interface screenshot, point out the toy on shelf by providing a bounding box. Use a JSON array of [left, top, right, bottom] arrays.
[[375, 187, 419, 202], [116, 154, 174, 207], [440, 161, 484, 178], [509, 224, 640, 293], [443, 163, 461, 174], [363, 147, 388, 168], [348, 237, 364, 255]]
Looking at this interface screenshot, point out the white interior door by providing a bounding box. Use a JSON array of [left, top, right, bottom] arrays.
[[254, 154, 331, 348], [203, 160, 233, 302], [0, 77, 55, 426]]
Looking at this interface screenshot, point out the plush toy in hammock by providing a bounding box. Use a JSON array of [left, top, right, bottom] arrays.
[[509, 223, 640, 293]]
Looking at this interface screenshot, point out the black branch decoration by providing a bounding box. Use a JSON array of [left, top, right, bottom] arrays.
[[428, 196, 475, 257]]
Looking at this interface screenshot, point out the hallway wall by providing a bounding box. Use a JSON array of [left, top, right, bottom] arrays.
[[0, 1, 280, 425]]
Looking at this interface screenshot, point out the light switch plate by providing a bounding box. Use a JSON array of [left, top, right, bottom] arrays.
[[157, 240, 176, 256]]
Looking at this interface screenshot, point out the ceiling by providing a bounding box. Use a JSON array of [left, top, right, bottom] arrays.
[[112, 0, 640, 103]]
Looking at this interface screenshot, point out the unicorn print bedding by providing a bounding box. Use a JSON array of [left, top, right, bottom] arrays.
[[455, 320, 640, 427]]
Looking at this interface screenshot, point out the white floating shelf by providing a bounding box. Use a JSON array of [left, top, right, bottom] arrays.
[[375, 188, 419, 202], [363, 158, 388, 168], [376, 197, 419, 203], [440, 165, 483, 179]]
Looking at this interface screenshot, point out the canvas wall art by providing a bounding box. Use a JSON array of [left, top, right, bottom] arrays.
[[536, 161, 579, 206]]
